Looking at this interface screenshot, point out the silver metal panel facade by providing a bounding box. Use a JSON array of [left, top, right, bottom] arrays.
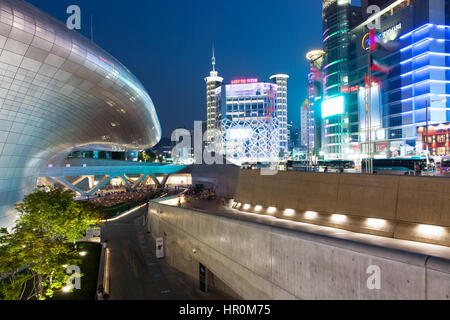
[[0, 0, 162, 228]]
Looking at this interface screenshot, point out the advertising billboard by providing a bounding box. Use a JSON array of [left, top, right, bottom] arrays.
[[358, 85, 382, 131], [225, 83, 276, 98], [322, 96, 344, 118]]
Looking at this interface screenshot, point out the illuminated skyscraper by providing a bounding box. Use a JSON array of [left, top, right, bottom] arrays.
[[349, 0, 449, 159], [300, 99, 310, 148], [306, 50, 325, 157], [218, 79, 280, 164], [322, 0, 362, 159], [205, 47, 223, 145], [270, 74, 290, 154]]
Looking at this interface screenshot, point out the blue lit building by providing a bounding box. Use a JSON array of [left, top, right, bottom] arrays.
[[399, 19, 450, 155], [333, 0, 450, 162]]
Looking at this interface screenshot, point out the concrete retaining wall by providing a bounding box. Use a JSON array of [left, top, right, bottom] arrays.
[[234, 170, 450, 246], [148, 201, 450, 300]]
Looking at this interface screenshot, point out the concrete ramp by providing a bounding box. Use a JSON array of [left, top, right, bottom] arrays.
[[147, 200, 450, 300]]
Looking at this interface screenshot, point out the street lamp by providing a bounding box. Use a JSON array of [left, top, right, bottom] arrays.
[[425, 97, 448, 175]]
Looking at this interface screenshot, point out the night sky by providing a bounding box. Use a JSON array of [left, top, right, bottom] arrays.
[[27, 0, 327, 137]]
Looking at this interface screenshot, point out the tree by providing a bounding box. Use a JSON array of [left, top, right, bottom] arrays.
[[0, 187, 101, 300]]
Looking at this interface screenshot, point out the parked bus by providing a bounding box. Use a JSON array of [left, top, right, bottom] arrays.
[[440, 156, 450, 176], [362, 157, 434, 175], [318, 160, 355, 172], [241, 162, 254, 170], [286, 160, 309, 172]]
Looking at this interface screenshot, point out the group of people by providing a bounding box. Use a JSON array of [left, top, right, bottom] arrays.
[[89, 188, 158, 208], [180, 186, 219, 205]]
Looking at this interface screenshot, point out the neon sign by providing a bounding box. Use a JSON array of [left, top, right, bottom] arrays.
[[362, 23, 402, 50], [341, 85, 359, 93], [231, 78, 258, 85], [381, 23, 402, 40]]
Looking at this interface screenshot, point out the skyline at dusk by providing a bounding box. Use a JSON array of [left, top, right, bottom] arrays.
[[28, 0, 324, 136], [3, 0, 450, 306]]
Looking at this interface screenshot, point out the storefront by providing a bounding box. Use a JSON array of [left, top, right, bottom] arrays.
[[417, 123, 450, 156]]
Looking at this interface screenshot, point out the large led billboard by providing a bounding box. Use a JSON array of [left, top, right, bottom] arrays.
[[322, 96, 344, 118], [225, 83, 276, 97]]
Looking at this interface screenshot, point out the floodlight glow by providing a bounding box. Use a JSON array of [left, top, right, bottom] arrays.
[[331, 214, 347, 223], [417, 224, 446, 237], [62, 286, 72, 293], [255, 205, 263, 212], [305, 211, 318, 219], [366, 218, 386, 229], [243, 204, 251, 210], [284, 209, 295, 217], [79, 251, 87, 257], [267, 207, 277, 214], [322, 96, 344, 118]]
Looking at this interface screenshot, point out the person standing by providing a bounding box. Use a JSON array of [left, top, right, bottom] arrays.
[[95, 285, 105, 300]]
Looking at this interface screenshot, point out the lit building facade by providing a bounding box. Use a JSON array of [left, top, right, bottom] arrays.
[[204, 49, 223, 145], [306, 50, 325, 157], [288, 121, 300, 151], [270, 74, 290, 154], [320, 0, 450, 161], [347, 0, 450, 161], [321, 0, 362, 159], [300, 99, 312, 148], [417, 122, 450, 156], [217, 79, 281, 164]]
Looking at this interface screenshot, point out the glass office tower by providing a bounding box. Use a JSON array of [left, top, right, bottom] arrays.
[[348, 0, 450, 161], [322, 0, 362, 159]]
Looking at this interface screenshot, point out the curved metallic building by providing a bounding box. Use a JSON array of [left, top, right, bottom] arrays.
[[0, 0, 161, 228]]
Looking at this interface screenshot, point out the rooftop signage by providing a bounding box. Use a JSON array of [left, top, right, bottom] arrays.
[[231, 78, 258, 85], [362, 23, 402, 50]]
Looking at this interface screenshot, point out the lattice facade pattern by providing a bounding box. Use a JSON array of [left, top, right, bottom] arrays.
[[221, 118, 280, 165]]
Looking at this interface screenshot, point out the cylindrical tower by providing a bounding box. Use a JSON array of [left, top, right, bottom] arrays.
[[204, 48, 223, 145]]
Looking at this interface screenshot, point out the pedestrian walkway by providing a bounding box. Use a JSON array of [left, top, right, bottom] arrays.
[[102, 205, 232, 300]]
